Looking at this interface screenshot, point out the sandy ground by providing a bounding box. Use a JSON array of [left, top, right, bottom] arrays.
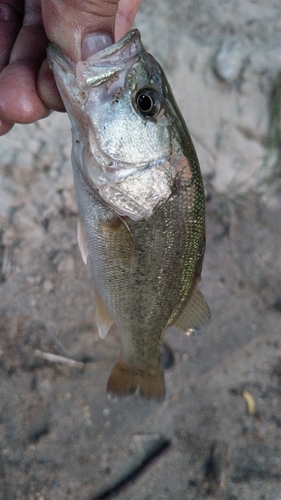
[[0, 1, 281, 499]]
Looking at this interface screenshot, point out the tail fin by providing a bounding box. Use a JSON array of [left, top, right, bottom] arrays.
[[107, 359, 165, 400]]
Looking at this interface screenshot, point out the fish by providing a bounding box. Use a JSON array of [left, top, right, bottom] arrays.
[[47, 29, 210, 399]]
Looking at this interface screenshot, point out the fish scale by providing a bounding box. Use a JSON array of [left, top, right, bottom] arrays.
[[48, 29, 210, 399]]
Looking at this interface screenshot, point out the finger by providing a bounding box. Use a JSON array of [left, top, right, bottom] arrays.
[[0, 0, 50, 126], [39, 0, 142, 112], [82, 0, 143, 56], [115, 0, 142, 41], [41, 0, 120, 62], [37, 58, 65, 112], [0, 117, 14, 136], [39, 0, 119, 109], [0, 1, 24, 133], [0, 1, 24, 70], [0, 59, 50, 124]]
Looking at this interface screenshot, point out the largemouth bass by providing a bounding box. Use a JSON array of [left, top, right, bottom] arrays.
[[47, 29, 210, 399]]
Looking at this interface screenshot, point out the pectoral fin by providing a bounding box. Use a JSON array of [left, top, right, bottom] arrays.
[[99, 215, 136, 262], [173, 287, 210, 335], [77, 215, 89, 265], [95, 292, 114, 339]]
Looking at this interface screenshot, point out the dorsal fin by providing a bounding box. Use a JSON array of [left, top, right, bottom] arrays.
[[77, 215, 89, 265], [95, 291, 114, 339], [173, 287, 210, 335]]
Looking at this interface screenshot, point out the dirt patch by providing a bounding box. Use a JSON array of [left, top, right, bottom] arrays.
[[1, 0, 281, 498]]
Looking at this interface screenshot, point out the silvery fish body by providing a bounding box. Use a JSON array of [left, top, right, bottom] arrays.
[[47, 30, 210, 399]]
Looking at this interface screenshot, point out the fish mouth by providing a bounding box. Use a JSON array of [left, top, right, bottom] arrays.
[[83, 29, 142, 64], [47, 30, 167, 221], [47, 29, 142, 89], [47, 29, 147, 184]]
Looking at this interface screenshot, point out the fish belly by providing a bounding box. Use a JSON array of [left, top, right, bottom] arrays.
[[72, 161, 205, 398]]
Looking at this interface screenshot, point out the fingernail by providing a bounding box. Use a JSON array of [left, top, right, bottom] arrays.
[[82, 33, 113, 59]]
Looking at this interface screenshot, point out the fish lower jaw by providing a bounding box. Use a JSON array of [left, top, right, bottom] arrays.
[[85, 159, 148, 187], [78, 150, 145, 192]]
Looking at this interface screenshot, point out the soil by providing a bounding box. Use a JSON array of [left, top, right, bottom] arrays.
[[0, 1, 281, 499]]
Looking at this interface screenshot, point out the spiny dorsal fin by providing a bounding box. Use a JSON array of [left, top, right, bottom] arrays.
[[173, 287, 210, 335], [77, 215, 89, 265], [95, 291, 114, 339]]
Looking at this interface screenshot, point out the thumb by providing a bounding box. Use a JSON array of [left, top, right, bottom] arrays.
[[41, 0, 142, 62], [41, 0, 119, 62], [38, 0, 141, 110]]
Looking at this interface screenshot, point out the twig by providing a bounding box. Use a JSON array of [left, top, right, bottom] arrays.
[[34, 349, 85, 369]]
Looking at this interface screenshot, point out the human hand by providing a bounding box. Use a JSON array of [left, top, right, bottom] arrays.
[[0, 0, 142, 136]]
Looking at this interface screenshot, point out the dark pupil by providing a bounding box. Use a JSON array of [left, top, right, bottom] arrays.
[[137, 94, 153, 112]]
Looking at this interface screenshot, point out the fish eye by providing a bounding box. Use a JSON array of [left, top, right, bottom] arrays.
[[135, 88, 160, 117]]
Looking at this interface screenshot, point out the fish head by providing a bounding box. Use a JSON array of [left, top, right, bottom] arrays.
[[48, 30, 179, 220]]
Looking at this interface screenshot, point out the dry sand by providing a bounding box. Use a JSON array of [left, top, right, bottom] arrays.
[[0, 1, 281, 498]]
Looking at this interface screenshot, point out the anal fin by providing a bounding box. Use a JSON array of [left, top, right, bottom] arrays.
[[107, 359, 165, 400], [77, 214, 89, 265], [173, 287, 211, 335], [95, 291, 114, 339]]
